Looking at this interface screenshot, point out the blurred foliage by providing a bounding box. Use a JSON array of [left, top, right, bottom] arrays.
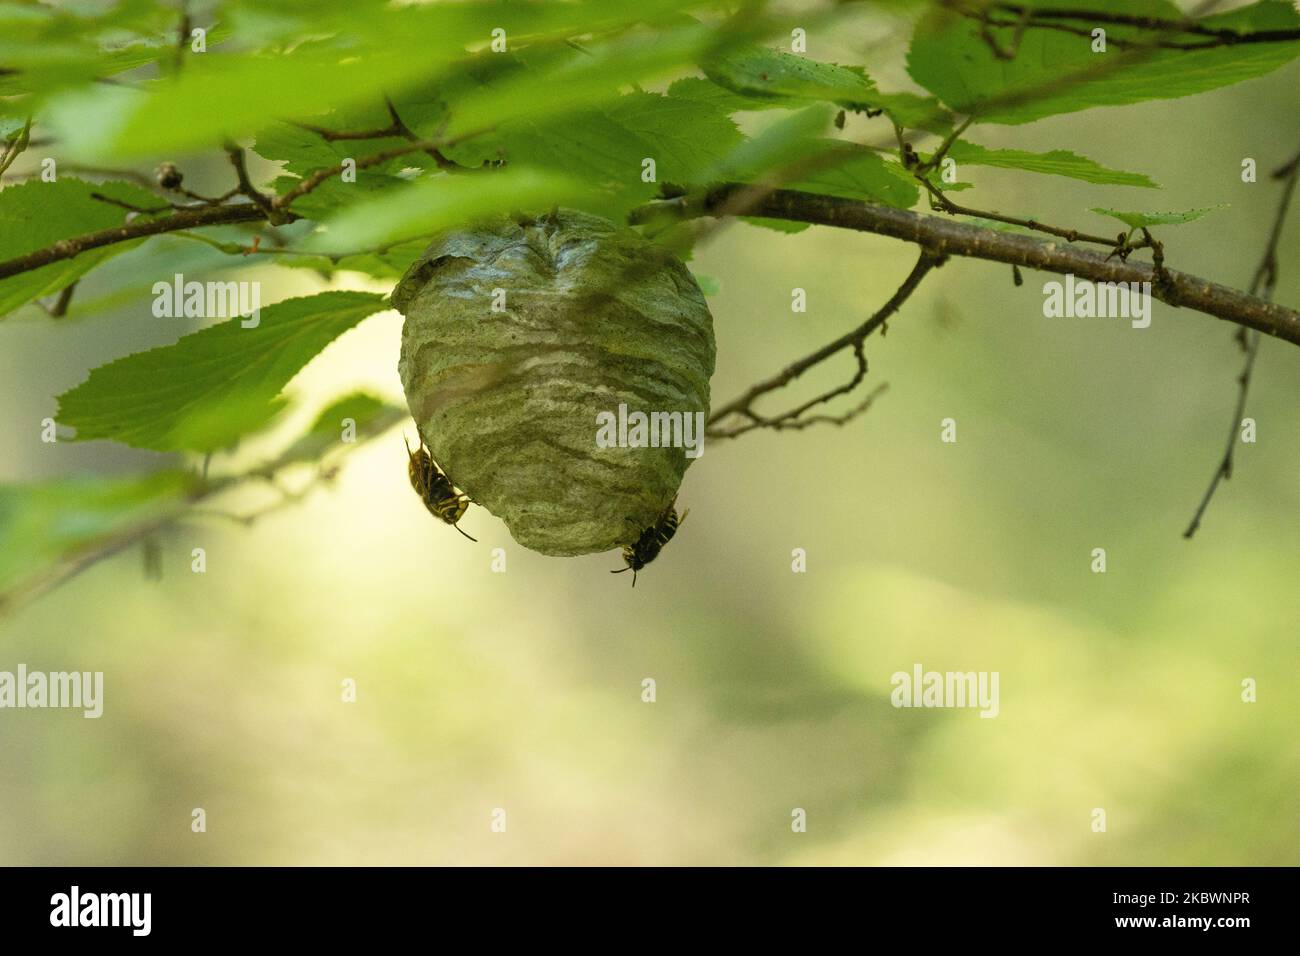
[[0, 0, 1297, 865]]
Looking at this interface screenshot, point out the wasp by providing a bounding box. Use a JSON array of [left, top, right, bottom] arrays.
[[611, 501, 688, 587], [404, 434, 476, 541]]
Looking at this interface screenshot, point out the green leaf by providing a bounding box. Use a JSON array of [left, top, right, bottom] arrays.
[[908, 0, 1300, 125], [666, 76, 804, 112], [273, 239, 430, 280], [55, 290, 390, 452], [443, 16, 731, 140], [0, 178, 163, 318], [1090, 205, 1226, 228], [702, 45, 879, 108], [867, 91, 955, 135], [697, 45, 953, 133], [277, 392, 406, 466], [0, 470, 196, 602], [786, 141, 920, 210], [466, 91, 742, 216], [740, 217, 811, 235], [710, 104, 836, 181], [710, 107, 919, 209], [945, 142, 1159, 187], [42, 0, 703, 160], [604, 91, 744, 182], [303, 168, 583, 254]]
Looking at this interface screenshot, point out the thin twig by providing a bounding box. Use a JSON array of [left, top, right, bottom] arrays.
[[1183, 145, 1300, 538], [0, 202, 274, 281], [295, 97, 462, 170], [914, 117, 973, 175], [708, 251, 940, 439], [223, 144, 278, 218], [272, 132, 481, 208], [38, 282, 78, 318], [917, 177, 1127, 249]]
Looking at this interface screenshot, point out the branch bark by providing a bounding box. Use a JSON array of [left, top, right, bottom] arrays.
[[0, 202, 269, 280], [632, 184, 1300, 347], [0, 135, 469, 283]]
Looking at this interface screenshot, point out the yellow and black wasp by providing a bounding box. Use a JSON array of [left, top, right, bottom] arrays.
[[404, 434, 476, 541], [611, 501, 688, 587]]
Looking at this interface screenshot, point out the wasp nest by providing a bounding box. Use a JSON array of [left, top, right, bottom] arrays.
[[393, 209, 715, 556]]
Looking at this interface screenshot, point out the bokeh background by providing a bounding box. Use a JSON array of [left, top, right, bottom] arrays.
[[1, 11, 1298, 866]]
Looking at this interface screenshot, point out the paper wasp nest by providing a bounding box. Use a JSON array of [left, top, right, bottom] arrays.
[[392, 209, 715, 556]]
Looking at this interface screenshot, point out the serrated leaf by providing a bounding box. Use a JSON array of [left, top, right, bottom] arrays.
[[55, 290, 390, 452], [1090, 205, 1226, 228], [945, 142, 1159, 187], [703, 45, 879, 107], [908, 0, 1300, 125], [0, 178, 163, 318]]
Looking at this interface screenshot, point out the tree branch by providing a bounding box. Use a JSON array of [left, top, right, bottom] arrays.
[[0, 201, 271, 281], [631, 185, 1300, 347]]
